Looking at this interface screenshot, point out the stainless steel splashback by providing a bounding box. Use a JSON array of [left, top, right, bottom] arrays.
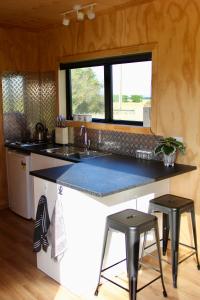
[[74, 127, 163, 160], [2, 72, 56, 141]]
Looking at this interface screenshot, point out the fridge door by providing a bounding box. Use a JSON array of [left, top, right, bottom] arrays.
[[6, 150, 31, 219]]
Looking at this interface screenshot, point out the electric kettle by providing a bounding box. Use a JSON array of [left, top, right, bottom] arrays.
[[34, 122, 45, 141]]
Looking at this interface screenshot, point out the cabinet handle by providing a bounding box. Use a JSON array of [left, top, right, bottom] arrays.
[[21, 161, 26, 166], [58, 185, 63, 195]]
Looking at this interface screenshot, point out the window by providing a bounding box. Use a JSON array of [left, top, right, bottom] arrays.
[[71, 66, 105, 119], [61, 52, 152, 126]]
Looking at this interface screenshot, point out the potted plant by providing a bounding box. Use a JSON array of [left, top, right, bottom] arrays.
[[154, 137, 186, 167]]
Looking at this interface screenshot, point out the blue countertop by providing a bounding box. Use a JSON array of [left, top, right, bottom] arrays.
[[30, 154, 196, 197]]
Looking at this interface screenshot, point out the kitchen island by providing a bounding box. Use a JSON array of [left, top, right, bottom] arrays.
[[30, 155, 196, 298]]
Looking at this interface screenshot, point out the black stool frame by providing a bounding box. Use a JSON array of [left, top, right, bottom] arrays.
[[95, 209, 167, 300], [149, 194, 200, 288]]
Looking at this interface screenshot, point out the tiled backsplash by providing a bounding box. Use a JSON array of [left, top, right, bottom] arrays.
[[2, 72, 56, 141], [73, 127, 162, 160]]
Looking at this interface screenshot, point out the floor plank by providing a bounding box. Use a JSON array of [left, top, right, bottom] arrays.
[[0, 209, 200, 300]]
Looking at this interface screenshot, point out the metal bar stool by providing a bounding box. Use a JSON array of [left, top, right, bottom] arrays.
[[149, 194, 200, 288], [95, 209, 167, 300]]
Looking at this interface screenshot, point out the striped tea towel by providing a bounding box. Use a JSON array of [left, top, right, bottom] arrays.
[[33, 195, 50, 252]]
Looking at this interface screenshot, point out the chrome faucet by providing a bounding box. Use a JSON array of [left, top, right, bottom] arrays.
[[80, 125, 90, 150]]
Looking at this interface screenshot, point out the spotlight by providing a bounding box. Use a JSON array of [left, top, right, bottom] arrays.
[[87, 5, 95, 20], [77, 10, 85, 21], [62, 15, 70, 26], [74, 4, 85, 21]]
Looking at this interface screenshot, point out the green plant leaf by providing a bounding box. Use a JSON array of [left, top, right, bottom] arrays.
[[162, 144, 176, 155], [154, 144, 164, 155]]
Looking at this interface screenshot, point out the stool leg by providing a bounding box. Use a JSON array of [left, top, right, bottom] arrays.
[[148, 203, 153, 215], [154, 222, 168, 297], [190, 207, 200, 270], [169, 211, 181, 288], [95, 224, 109, 296], [163, 213, 170, 256], [126, 231, 140, 300]]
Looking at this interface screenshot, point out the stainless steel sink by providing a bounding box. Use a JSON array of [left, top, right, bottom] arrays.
[[41, 146, 83, 155], [68, 150, 108, 160], [41, 146, 109, 160]]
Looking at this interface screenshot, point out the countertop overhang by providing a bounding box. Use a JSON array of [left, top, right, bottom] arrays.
[[30, 155, 196, 197]]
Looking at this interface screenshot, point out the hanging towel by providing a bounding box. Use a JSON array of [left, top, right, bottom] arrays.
[[48, 197, 67, 262], [33, 195, 50, 252]]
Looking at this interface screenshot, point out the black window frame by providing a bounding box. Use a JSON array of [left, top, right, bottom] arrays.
[[60, 52, 152, 126]]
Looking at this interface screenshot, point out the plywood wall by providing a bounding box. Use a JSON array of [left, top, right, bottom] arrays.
[[0, 27, 39, 208], [38, 0, 200, 231]]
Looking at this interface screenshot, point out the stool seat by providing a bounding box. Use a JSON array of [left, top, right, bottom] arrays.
[[95, 209, 167, 300], [149, 194, 200, 288], [108, 209, 157, 233], [150, 194, 193, 210]]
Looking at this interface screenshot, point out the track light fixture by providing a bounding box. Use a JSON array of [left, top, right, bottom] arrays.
[[61, 3, 96, 26]]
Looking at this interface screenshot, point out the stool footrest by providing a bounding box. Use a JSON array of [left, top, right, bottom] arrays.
[[101, 275, 129, 292], [161, 251, 196, 265], [144, 238, 162, 251], [102, 258, 126, 273], [139, 261, 161, 273], [137, 275, 162, 293], [101, 274, 162, 294], [145, 240, 196, 252], [179, 242, 196, 250], [179, 252, 196, 264]]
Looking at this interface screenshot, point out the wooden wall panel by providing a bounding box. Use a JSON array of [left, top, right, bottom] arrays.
[[38, 0, 200, 243], [0, 27, 39, 72], [0, 27, 39, 208]]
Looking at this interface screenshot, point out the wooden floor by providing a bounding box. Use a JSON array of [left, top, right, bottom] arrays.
[[0, 209, 200, 300]]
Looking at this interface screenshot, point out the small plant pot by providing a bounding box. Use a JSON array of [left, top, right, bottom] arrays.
[[163, 152, 176, 167]]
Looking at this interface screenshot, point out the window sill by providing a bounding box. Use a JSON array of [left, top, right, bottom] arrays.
[[66, 120, 152, 135]]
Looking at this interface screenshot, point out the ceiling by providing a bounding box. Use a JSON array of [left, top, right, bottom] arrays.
[[0, 0, 153, 30]]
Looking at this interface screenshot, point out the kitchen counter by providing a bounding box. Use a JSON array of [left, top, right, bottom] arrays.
[[5, 142, 97, 163], [6, 141, 196, 196], [30, 154, 196, 197], [31, 150, 196, 297]]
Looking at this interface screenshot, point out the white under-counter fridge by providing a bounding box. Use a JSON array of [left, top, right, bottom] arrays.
[[6, 149, 32, 219], [6, 149, 74, 220]]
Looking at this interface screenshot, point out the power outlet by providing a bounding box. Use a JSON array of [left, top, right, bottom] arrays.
[[173, 136, 183, 143]]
